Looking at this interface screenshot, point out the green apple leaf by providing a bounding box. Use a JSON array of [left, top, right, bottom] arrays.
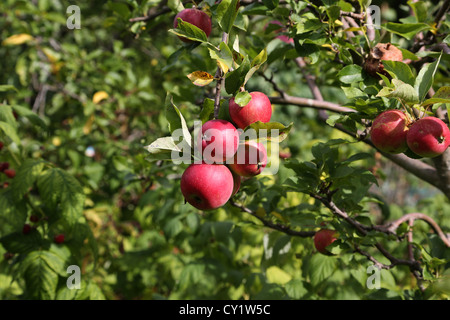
[[382, 61, 415, 86], [246, 121, 293, 142], [381, 22, 431, 40], [421, 86, 450, 106], [414, 53, 442, 103], [338, 65, 365, 84], [234, 91, 252, 107], [216, 0, 240, 34]]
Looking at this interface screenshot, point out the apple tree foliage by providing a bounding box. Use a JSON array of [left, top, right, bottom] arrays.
[[0, 0, 449, 300]]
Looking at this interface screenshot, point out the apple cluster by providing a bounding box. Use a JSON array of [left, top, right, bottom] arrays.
[[370, 110, 450, 158], [181, 92, 273, 211]]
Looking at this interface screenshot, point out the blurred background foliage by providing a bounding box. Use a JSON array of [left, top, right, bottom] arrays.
[[0, 0, 449, 300]]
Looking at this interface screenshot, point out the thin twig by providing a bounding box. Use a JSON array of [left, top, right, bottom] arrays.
[[229, 200, 316, 238], [213, 32, 229, 118]]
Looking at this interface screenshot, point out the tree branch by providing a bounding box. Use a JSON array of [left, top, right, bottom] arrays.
[[269, 95, 355, 114], [229, 200, 316, 238], [214, 32, 229, 118]]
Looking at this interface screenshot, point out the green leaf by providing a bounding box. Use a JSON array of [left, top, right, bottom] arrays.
[[37, 168, 85, 224], [11, 105, 47, 129], [338, 65, 365, 84], [0, 104, 17, 130], [0, 85, 18, 92], [247, 121, 293, 142], [378, 79, 419, 103], [144, 136, 182, 160], [414, 53, 441, 103], [20, 250, 61, 299], [167, 0, 184, 13], [422, 86, 450, 106], [285, 279, 308, 299], [407, 0, 427, 23], [10, 159, 46, 201], [382, 22, 431, 40], [382, 61, 415, 86], [169, 19, 208, 43], [234, 91, 252, 107], [209, 42, 234, 74], [225, 56, 250, 94], [262, 0, 279, 10], [266, 266, 292, 284], [199, 98, 215, 123], [308, 254, 338, 286], [0, 189, 27, 236], [165, 94, 192, 147], [341, 87, 367, 99], [216, 0, 240, 34], [0, 121, 20, 145], [0, 231, 45, 254]]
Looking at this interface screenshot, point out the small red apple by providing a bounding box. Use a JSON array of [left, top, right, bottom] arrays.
[[54, 234, 65, 244], [198, 119, 239, 163], [0, 141, 3, 151], [406, 117, 450, 158], [173, 8, 212, 43], [314, 229, 337, 255], [22, 224, 32, 235], [3, 169, 16, 178], [371, 110, 409, 154], [30, 215, 39, 223], [181, 163, 234, 210], [229, 92, 272, 129], [228, 141, 268, 177], [0, 162, 9, 172]]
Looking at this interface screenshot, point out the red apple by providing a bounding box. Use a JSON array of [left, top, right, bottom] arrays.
[[54, 234, 65, 244], [406, 117, 450, 158], [371, 110, 409, 154], [0, 141, 3, 151], [22, 224, 32, 235], [229, 92, 272, 129], [3, 168, 16, 178], [181, 163, 234, 210], [0, 162, 9, 172], [228, 141, 268, 177], [173, 8, 212, 43], [314, 229, 337, 255], [198, 119, 239, 163]]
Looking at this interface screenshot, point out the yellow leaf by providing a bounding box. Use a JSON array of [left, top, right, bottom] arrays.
[[270, 211, 287, 223], [187, 71, 214, 87], [266, 266, 292, 285], [92, 91, 109, 104], [217, 60, 229, 74], [2, 34, 34, 46], [255, 206, 266, 218], [334, 19, 343, 26]]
